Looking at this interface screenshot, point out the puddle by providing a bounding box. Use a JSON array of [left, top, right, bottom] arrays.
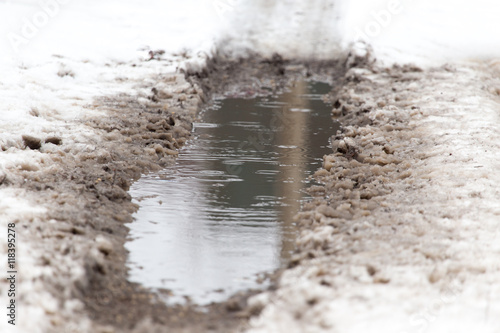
[[126, 81, 339, 305]]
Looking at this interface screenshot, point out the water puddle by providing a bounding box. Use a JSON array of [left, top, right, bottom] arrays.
[[126, 81, 339, 305]]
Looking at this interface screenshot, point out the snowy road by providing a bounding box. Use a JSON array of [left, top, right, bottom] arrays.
[[1, 0, 500, 332]]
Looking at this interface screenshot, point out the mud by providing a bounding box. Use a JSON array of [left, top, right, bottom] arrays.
[[5, 68, 213, 332], [126, 79, 339, 306], [0, 51, 353, 332], [76, 54, 347, 332], [7, 45, 480, 332]]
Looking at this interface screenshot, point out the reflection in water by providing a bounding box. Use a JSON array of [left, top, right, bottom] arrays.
[[276, 80, 309, 260], [126, 81, 338, 305]]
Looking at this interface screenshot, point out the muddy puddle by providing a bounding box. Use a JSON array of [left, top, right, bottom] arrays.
[[125, 80, 339, 305]]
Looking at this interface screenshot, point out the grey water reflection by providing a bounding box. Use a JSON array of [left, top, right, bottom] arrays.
[[126, 81, 338, 305]]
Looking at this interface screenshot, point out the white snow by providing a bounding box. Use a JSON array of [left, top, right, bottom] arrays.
[[220, 0, 500, 65], [218, 0, 343, 59], [1, 0, 500, 332], [338, 0, 500, 65]]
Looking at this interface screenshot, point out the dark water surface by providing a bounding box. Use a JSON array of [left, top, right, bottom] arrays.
[[126, 81, 338, 305]]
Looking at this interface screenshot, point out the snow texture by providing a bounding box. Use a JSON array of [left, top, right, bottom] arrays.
[[0, 1, 218, 332], [245, 58, 500, 333], [1, 0, 500, 332]]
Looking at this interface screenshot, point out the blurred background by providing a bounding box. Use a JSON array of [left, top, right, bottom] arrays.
[[1, 0, 500, 66]]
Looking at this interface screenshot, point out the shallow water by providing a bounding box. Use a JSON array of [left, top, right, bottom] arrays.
[[126, 81, 338, 305]]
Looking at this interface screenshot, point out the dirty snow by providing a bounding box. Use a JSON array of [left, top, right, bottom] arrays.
[[245, 59, 500, 333], [2, 0, 500, 332], [221, 2, 500, 332], [0, 1, 219, 332]]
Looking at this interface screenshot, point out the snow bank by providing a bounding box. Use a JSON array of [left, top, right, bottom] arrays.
[[0, 1, 220, 332], [245, 57, 500, 333]]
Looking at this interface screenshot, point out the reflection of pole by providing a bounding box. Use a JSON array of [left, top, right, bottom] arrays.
[[276, 80, 309, 263]]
